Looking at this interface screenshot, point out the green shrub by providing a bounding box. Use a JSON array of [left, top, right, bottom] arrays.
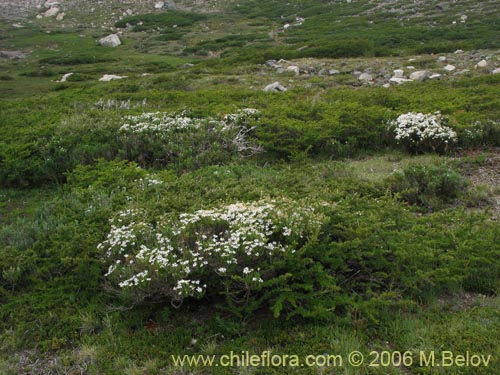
[[387, 164, 467, 210]]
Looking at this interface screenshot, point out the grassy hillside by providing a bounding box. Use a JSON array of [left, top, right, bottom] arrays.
[[1, 0, 500, 374]]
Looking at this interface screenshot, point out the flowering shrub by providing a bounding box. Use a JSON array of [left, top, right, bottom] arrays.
[[99, 198, 336, 316], [118, 109, 262, 168], [390, 112, 457, 153]]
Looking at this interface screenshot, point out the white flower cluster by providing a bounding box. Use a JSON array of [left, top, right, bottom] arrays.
[[120, 112, 197, 134], [390, 112, 457, 151], [119, 109, 260, 136], [99, 199, 325, 302]]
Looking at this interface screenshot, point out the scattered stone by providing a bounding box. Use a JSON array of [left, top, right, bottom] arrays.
[[393, 69, 404, 78], [476, 59, 488, 68], [0, 50, 26, 59], [44, 0, 60, 8], [56, 12, 65, 21], [36, 14, 43, 19], [99, 34, 121, 47], [444, 64, 455, 72], [154, 1, 164, 9], [180, 63, 195, 68], [99, 74, 127, 82], [408, 58, 416, 62], [409, 70, 432, 81], [383, 83, 391, 88], [286, 65, 300, 75], [43, 6, 60, 17], [438, 56, 447, 63], [460, 15, 468, 23], [265, 60, 277, 68], [455, 69, 471, 75], [328, 69, 340, 75], [406, 66, 415, 70], [358, 73, 373, 82], [57, 73, 73, 82], [12, 23, 23, 28], [454, 49, 464, 54], [492, 68, 500, 74], [389, 77, 413, 85], [430, 74, 442, 79], [436, 2, 450, 11], [263, 82, 287, 92]]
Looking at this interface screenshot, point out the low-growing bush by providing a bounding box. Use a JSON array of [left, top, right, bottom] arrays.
[[387, 164, 467, 210], [99, 198, 337, 318], [118, 109, 262, 169]]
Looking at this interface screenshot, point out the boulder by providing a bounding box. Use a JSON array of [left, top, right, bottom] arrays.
[[358, 72, 373, 82], [409, 70, 432, 81], [44, 1, 60, 8], [99, 34, 121, 47], [286, 65, 300, 76], [492, 68, 500, 74], [99, 74, 127, 82], [476, 59, 488, 68], [0, 50, 26, 59], [389, 77, 413, 85], [393, 69, 404, 78], [263, 82, 287, 92], [43, 6, 60, 17]]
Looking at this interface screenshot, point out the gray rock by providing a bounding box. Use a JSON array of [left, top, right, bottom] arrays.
[[454, 49, 464, 54], [265, 60, 277, 68], [389, 77, 413, 85], [43, 6, 59, 17], [436, 2, 450, 11], [409, 70, 432, 81], [58, 73, 73, 82], [286, 65, 300, 75], [44, 0, 60, 8], [443, 64, 455, 72], [492, 68, 500, 74], [476, 59, 488, 68], [393, 69, 404, 78], [358, 73, 373, 82], [430, 74, 442, 79], [263, 82, 287, 92], [0, 50, 26, 59], [99, 34, 121, 47], [438, 56, 447, 63], [99, 74, 127, 82], [328, 69, 340, 75]]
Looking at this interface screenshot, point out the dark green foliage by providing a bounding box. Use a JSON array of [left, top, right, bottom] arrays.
[[387, 164, 467, 210], [38, 55, 116, 65], [115, 11, 207, 30]]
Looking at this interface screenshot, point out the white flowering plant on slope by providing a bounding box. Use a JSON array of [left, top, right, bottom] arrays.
[[117, 108, 263, 169], [99, 198, 337, 317], [389, 112, 457, 153]]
